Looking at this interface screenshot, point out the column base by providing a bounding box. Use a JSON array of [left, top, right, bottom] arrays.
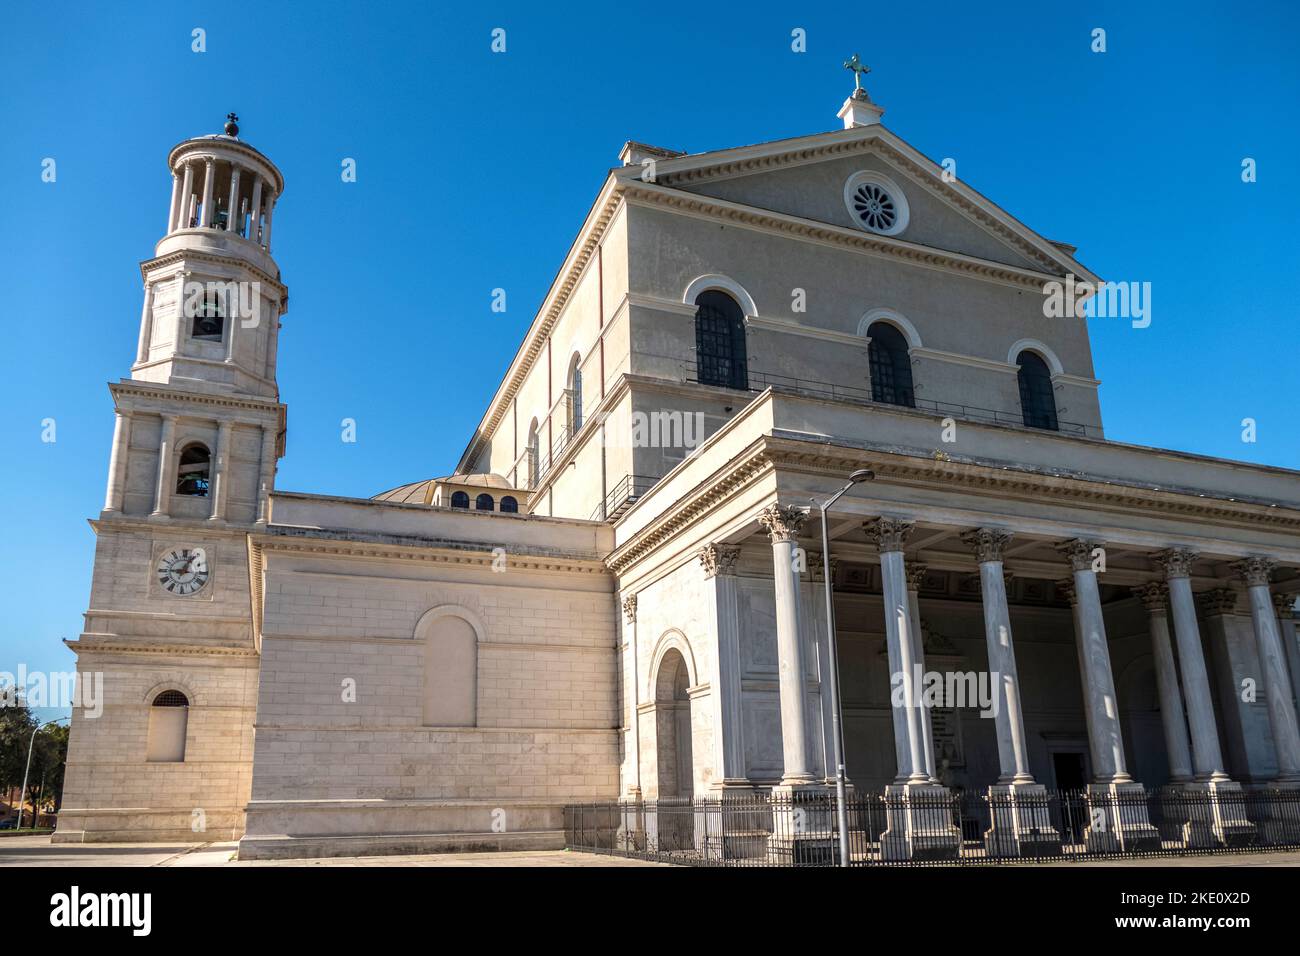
[[983, 783, 1062, 858], [767, 783, 837, 866], [881, 782, 961, 861], [614, 794, 646, 852], [1244, 780, 1300, 844], [1083, 782, 1162, 852], [1163, 780, 1256, 848], [700, 784, 769, 861]]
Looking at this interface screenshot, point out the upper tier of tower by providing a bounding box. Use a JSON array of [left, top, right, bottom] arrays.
[[156, 114, 285, 276]]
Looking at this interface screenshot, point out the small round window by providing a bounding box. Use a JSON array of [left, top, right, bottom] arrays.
[[844, 171, 909, 236]]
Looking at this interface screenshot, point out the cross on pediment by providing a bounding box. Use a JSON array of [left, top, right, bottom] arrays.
[[843, 54, 870, 91]]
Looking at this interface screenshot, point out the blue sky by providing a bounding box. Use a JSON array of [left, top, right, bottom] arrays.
[[1, 1, 1297, 718]]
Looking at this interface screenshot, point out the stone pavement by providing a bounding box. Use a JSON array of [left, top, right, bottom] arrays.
[[2, 834, 1297, 867]]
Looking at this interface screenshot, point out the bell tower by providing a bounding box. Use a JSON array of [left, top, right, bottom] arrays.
[[57, 116, 288, 844], [102, 114, 288, 526]]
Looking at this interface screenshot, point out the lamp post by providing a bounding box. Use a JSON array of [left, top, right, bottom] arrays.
[[813, 468, 874, 867], [16, 717, 68, 830]]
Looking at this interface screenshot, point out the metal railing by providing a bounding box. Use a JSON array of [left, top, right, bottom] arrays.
[[590, 474, 659, 521], [664, 356, 1098, 438], [565, 786, 1300, 866]]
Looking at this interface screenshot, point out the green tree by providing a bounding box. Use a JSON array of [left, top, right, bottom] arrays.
[[0, 696, 40, 795]]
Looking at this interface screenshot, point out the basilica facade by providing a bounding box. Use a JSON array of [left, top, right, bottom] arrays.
[[57, 85, 1300, 859]]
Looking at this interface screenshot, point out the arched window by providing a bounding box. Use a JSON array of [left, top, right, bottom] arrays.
[[146, 690, 189, 762], [450, 491, 470, 508], [500, 496, 519, 513], [191, 292, 224, 342], [1017, 351, 1059, 430], [175, 443, 211, 497], [694, 291, 748, 390], [567, 354, 584, 436], [867, 322, 915, 407], [475, 493, 494, 511]]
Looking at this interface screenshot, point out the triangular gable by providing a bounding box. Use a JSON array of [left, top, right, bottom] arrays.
[[613, 125, 1099, 283]]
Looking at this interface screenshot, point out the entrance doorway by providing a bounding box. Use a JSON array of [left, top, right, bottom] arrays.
[[1052, 751, 1088, 844]]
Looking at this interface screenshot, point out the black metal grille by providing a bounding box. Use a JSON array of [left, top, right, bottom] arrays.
[[1017, 350, 1059, 431], [695, 292, 748, 390], [867, 322, 915, 407], [565, 787, 1300, 866]]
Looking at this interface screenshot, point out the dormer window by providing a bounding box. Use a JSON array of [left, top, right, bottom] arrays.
[[844, 171, 910, 237]]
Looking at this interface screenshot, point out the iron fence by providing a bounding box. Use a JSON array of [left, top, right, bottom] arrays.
[[565, 786, 1300, 866]]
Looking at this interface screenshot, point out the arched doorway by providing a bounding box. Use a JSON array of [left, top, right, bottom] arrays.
[[654, 648, 695, 799]]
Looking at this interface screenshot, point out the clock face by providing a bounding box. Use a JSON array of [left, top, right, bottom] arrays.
[[156, 548, 210, 596]]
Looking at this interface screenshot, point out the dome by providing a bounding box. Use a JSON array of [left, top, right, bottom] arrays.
[[371, 473, 516, 504]]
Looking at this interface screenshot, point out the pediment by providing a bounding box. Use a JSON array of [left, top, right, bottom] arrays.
[[617, 126, 1094, 280]]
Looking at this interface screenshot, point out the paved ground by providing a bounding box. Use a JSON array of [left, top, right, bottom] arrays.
[[2, 834, 1297, 867]]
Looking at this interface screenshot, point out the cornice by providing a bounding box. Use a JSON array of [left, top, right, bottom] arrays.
[[66, 636, 258, 659], [459, 183, 626, 471], [651, 130, 1082, 280], [605, 441, 775, 575], [606, 434, 1300, 579], [255, 529, 611, 576], [139, 249, 287, 295], [109, 379, 286, 422], [622, 181, 1068, 294]]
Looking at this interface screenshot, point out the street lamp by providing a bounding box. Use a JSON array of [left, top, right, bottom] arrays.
[[813, 467, 874, 867], [16, 717, 68, 831]]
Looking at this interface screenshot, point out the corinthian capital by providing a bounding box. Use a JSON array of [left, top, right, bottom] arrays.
[[863, 517, 915, 554], [1152, 548, 1198, 580], [757, 504, 807, 544], [904, 563, 928, 591], [1232, 557, 1277, 588], [1198, 588, 1239, 615], [1131, 581, 1169, 613], [698, 543, 741, 578], [961, 528, 1013, 564], [1273, 592, 1297, 617], [1055, 538, 1103, 572], [1056, 580, 1078, 606], [621, 593, 637, 624]]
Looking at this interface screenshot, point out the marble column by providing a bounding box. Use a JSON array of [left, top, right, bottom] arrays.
[[621, 593, 642, 800], [1057, 539, 1130, 784], [806, 551, 839, 784], [255, 424, 278, 524], [1274, 592, 1300, 720], [225, 165, 241, 233], [198, 159, 216, 227], [102, 411, 132, 514], [1058, 539, 1160, 851], [1132, 581, 1193, 783], [963, 529, 1034, 785], [866, 517, 959, 861], [699, 544, 750, 790], [173, 271, 190, 349], [167, 171, 181, 235], [135, 283, 155, 364], [1152, 550, 1230, 783], [249, 176, 263, 243], [150, 414, 177, 518], [208, 420, 233, 522], [1234, 558, 1300, 783], [262, 192, 276, 251], [864, 518, 927, 785], [176, 163, 194, 230], [757, 504, 816, 788], [903, 563, 937, 782]]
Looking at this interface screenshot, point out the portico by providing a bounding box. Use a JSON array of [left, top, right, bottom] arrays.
[[607, 385, 1300, 857]]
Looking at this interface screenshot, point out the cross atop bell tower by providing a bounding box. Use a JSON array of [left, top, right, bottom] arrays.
[[132, 114, 288, 399]]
